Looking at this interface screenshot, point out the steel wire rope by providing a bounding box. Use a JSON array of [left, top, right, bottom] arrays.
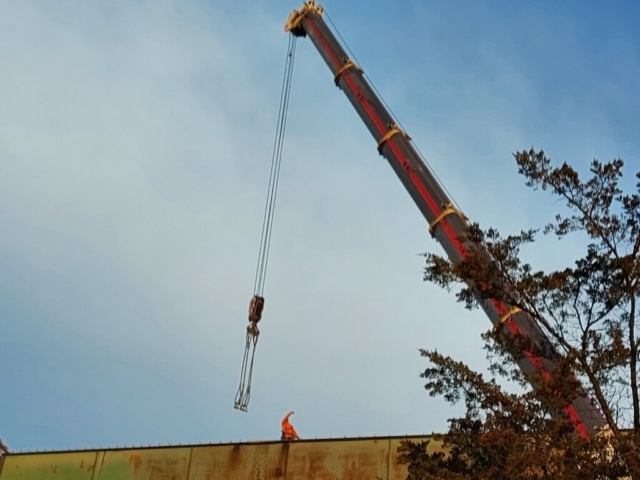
[[254, 35, 297, 297], [234, 332, 253, 410], [235, 35, 297, 412]]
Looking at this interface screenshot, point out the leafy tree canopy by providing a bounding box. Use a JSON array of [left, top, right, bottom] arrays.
[[400, 150, 640, 479]]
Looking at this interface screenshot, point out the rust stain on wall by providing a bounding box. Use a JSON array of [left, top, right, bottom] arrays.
[[129, 454, 142, 472]]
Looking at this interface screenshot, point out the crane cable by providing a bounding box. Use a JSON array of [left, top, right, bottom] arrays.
[[234, 34, 297, 412]]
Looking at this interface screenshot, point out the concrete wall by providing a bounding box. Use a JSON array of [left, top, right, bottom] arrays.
[[0, 435, 439, 480]]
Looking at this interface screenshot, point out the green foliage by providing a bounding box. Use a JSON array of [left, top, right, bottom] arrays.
[[402, 150, 640, 478]]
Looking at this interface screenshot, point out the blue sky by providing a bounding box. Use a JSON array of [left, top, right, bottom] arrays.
[[1, 0, 639, 451]]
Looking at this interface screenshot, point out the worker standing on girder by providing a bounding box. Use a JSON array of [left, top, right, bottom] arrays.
[[281, 411, 300, 440]]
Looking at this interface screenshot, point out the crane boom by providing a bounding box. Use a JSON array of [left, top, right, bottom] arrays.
[[284, 1, 608, 438]]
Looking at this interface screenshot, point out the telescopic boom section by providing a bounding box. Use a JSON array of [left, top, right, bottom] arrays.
[[284, 1, 608, 438]]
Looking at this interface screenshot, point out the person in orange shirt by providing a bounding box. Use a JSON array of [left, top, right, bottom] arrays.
[[281, 410, 300, 440]]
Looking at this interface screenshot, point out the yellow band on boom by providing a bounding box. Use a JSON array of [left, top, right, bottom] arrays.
[[428, 203, 467, 235], [377, 124, 409, 153], [334, 60, 362, 85], [493, 307, 522, 333]]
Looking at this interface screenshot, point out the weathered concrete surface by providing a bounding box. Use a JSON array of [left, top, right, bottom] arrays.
[[0, 435, 438, 480]]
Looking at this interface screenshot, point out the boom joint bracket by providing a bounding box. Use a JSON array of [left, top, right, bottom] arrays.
[[334, 58, 362, 86], [493, 307, 522, 333], [428, 203, 467, 236], [377, 124, 410, 154]]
